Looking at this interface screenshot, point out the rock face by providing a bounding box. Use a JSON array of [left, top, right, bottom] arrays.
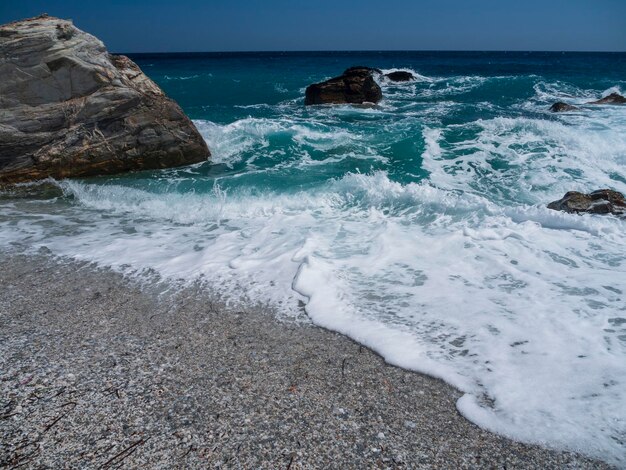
[[305, 67, 383, 105], [547, 189, 626, 216], [549, 102, 579, 112], [385, 71, 415, 82], [0, 15, 209, 183], [587, 92, 626, 105]]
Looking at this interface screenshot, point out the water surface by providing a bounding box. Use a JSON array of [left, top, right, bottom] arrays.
[[2, 51, 625, 465]]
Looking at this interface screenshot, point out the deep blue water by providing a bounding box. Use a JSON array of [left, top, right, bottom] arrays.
[[2, 51, 626, 464], [131, 51, 626, 119]]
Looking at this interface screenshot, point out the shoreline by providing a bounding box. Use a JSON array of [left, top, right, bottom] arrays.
[[0, 252, 611, 468]]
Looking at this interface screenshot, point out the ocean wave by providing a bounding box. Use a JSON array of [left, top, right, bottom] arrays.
[[192, 117, 383, 168], [1, 168, 625, 464], [2, 55, 626, 466], [421, 116, 626, 205]]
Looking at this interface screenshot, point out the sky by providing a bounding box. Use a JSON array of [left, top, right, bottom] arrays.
[[1, 0, 625, 53]]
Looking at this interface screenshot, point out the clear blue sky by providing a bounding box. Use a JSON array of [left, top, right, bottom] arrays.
[[1, 0, 624, 53]]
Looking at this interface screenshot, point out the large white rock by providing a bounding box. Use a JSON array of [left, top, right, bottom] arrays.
[[0, 15, 209, 183]]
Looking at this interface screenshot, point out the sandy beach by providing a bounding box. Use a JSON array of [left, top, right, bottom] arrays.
[[0, 252, 611, 468]]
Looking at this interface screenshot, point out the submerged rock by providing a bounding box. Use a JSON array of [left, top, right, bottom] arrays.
[[547, 190, 626, 216], [304, 67, 383, 105], [549, 102, 579, 112], [385, 71, 415, 82], [587, 92, 626, 105], [0, 15, 209, 183]]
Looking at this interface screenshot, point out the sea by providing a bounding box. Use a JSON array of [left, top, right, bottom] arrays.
[[1, 51, 625, 465]]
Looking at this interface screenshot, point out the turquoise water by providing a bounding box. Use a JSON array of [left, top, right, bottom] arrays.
[[1, 52, 626, 464]]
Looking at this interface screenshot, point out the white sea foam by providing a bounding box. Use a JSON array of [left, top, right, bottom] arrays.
[[162, 74, 203, 80], [532, 80, 596, 103], [2, 169, 625, 466], [374, 70, 491, 103], [422, 115, 626, 204], [375, 70, 497, 105], [417, 76, 489, 99], [380, 68, 433, 83], [527, 82, 626, 115], [274, 83, 288, 93], [193, 117, 383, 168], [602, 85, 624, 97], [2, 71, 626, 466]]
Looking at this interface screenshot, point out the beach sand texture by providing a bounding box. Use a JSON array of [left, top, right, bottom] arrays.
[[0, 253, 610, 468]]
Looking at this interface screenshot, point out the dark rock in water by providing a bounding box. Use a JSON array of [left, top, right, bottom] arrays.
[[0, 15, 209, 183], [547, 190, 626, 216], [549, 102, 579, 112], [305, 67, 383, 105], [385, 71, 415, 82], [587, 92, 626, 105]]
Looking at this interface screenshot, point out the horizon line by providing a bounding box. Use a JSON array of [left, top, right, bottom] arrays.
[[120, 49, 626, 55]]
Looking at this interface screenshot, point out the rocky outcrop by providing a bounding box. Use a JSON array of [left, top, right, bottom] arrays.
[[547, 190, 626, 216], [587, 92, 626, 105], [549, 102, 579, 112], [0, 15, 209, 183], [305, 67, 383, 105], [385, 71, 415, 82]]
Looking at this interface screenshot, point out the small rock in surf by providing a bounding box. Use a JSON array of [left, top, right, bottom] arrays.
[[304, 67, 383, 105], [385, 71, 415, 82], [587, 92, 626, 105], [549, 102, 579, 112], [547, 189, 626, 216]]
